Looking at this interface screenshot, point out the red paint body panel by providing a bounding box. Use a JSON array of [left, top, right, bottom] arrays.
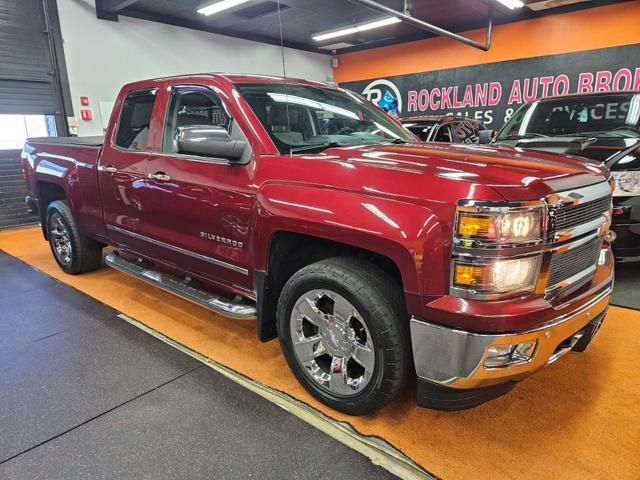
[[22, 73, 612, 333]]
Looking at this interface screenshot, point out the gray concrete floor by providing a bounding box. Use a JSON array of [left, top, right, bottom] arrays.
[[0, 250, 397, 480], [1, 248, 637, 480]]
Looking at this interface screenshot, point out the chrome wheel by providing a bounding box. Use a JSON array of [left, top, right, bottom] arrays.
[[49, 212, 72, 266], [290, 289, 375, 397]]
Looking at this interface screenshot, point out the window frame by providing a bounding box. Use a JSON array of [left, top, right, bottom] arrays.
[[112, 87, 159, 152], [160, 84, 241, 163]]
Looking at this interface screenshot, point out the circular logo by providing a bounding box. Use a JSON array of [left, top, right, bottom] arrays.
[[362, 79, 402, 113]]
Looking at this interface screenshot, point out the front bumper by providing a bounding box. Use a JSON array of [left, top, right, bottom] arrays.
[[410, 272, 612, 392]]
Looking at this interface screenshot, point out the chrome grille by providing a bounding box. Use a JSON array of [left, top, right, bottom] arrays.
[[547, 236, 602, 288], [551, 195, 611, 232]]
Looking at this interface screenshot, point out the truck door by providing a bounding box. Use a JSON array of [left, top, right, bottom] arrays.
[[98, 86, 162, 253], [141, 83, 255, 294]]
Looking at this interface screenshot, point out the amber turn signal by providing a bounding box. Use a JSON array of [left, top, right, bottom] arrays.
[[457, 216, 491, 238], [454, 264, 489, 287]]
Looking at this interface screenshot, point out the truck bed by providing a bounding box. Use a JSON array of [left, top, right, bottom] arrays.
[[27, 136, 104, 148], [24, 135, 106, 241]]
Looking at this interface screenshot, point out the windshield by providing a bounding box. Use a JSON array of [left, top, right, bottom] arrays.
[[496, 93, 640, 140], [235, 83, 414, 154]]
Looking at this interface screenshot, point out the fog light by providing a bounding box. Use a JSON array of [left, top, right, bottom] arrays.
[[604, 230, 617, 244], [484, 342, 536, 368]]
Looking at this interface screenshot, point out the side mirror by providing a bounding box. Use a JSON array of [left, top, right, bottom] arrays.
[[478, 130, 495, 144], [175, 125, 247, 161]]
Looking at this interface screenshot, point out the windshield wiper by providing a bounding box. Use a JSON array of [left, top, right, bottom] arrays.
[[289, 141, 345, 154], [500, 133, 548, 140], [289, 137, 409, 154]]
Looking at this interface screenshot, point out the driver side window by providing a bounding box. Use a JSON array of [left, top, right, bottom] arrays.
[[162, 86, 231, 153]]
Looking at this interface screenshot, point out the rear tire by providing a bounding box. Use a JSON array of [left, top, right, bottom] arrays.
[[46, 200, 103, 274], [277, 257, 411, 415]]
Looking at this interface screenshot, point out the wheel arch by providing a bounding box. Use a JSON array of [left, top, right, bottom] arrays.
[[252, 184, 446, 341], [37, 181, 68, 240], [255, 230, 413, 341]]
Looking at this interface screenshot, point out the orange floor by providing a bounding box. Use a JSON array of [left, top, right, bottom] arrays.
[[1, 226, 639, 480]]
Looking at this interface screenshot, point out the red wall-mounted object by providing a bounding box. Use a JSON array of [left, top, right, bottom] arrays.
[[80, 96, 89, 106], [80, 109, 93, 121]]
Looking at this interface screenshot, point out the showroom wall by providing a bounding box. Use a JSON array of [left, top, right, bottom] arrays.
[[334, 2, 640, 82], [56, 0, 332, 136], [335, 1, 640, 129]]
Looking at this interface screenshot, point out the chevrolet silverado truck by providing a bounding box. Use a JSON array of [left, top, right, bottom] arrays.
[[22, 74, 615, 415]]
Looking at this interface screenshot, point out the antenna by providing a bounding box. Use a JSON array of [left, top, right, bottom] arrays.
[[276, 0, 292, 155]]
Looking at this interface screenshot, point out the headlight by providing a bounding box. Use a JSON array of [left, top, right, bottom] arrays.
[[456, 207, 543, 245], [612, 171, 640, 197], [453, 255, 542, 295]]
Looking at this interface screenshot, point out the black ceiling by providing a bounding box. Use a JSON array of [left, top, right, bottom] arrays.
[[95, 0, 628, 54]]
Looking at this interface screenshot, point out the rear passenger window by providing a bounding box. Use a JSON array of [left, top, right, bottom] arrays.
[[115, 89, 157, 150]]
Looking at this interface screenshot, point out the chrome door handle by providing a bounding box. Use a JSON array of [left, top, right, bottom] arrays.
[[98, 165, 118, 174], [147, 172, 171, 182]]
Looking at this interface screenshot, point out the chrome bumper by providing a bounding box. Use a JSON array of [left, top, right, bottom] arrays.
[[410, 286, 612, 390]]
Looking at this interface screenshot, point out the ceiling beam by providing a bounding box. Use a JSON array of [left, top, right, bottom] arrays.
[[348, 0, 493, 51], [103, 0, 143, 12], [95, 0, 142, 21]]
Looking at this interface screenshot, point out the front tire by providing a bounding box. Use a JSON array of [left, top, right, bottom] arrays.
[[46, 200, 103, 274], [277, 257, 411, 415]]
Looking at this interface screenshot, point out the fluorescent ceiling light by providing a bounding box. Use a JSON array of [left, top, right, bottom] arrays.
[[312, 17, 401, 42], [197, 0, 251, 16], [495, 0, 525, 8]]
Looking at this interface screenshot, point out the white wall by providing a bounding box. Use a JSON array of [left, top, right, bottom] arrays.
[[57, 0, 332, 136]]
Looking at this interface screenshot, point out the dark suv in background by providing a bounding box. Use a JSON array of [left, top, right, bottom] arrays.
[[492, 91, 640, 262], [402, 115, 488, 144]]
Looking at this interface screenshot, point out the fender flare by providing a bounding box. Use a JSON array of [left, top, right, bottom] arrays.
[[253, 183, 447, 296]]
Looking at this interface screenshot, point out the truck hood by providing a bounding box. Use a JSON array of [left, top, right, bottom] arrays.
[[316, 142, 608, 202]]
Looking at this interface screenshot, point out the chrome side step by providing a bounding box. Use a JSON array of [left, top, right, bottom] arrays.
[[105, 251, 256, 319]]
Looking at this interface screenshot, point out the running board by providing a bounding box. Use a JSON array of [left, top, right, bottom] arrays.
[[105, 251, 256, 319]]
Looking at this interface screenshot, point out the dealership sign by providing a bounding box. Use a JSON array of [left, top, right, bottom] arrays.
[[340, 43, 640, 130]]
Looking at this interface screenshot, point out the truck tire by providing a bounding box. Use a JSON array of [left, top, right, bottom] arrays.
[[46, 200, 103, 275], [277, 257, 411, 415]]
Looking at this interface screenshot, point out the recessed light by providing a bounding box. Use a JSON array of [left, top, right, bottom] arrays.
[[312, 17, 401, 42], [197, 0, 252, 16], [495, 0, 525, 8]]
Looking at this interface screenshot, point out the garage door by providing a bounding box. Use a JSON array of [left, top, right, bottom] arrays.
[[0, 0, 65, 115], [0, 0, 68, 228]]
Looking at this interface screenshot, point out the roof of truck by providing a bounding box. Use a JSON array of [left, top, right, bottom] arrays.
[[123, 73, 332, 89], [223, 73, 330, 86]]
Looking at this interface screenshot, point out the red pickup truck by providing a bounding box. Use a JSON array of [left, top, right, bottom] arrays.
[[22, 74, 615, 415]]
